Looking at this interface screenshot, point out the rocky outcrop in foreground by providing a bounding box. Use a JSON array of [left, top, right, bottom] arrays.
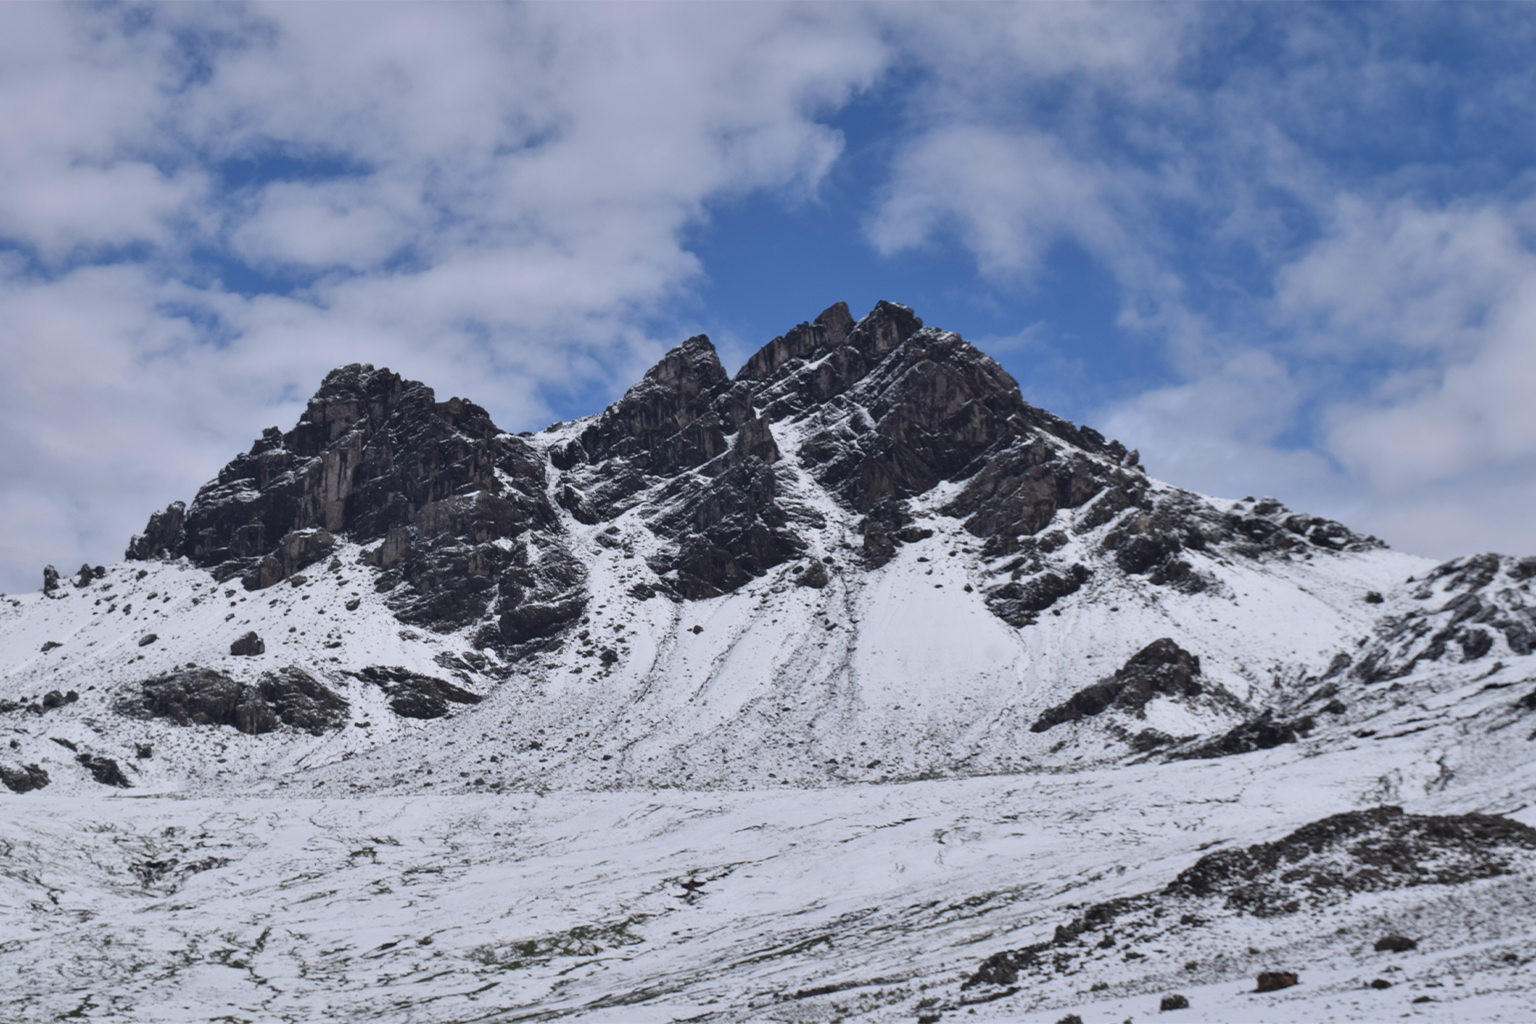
[[965, 806, 1536, 990]]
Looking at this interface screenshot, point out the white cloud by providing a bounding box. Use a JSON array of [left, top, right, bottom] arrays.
[[2, 1, 1534, 594], [1098, 346, 1344, 510], [1096, 192, 1536, 558], [0, 2, 893, 591], [1278, 196, 1536, 554], [867, 126, 1123, 280]]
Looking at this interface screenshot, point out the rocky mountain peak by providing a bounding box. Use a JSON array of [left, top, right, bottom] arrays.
[[573, 333, 755, 477], [126, 300, 1381, 650]]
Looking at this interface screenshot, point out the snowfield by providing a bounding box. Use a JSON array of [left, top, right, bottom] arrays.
[[5, 524, 1536, 1023]]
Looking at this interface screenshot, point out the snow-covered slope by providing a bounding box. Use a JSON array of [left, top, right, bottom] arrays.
[[4, 300, 1536, 1023]]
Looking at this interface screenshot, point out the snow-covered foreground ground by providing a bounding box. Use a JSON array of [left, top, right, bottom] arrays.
[[7, 728, 1536, 1024]]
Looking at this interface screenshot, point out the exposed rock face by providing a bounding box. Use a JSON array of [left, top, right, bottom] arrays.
[[126, 300, 1387, 646], [1167, 709, 1316, 760], [0, 763, 50, 793], [258, 667, 353, 735], [77, 754, 131, 788], [1032, 639, 1204, 732], [127, 667, 349, 735], [350, 666, 483, 719], [127, 364, 569, 641], [1351, 553, 1536, 685], [559, 332, 796, 600]]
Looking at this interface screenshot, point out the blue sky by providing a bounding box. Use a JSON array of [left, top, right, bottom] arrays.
[[2, 3, 1535, 592]]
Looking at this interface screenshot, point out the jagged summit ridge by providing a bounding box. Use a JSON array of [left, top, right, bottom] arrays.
[[68, 297, 1421, 794], [126, 300, 1380, 652]]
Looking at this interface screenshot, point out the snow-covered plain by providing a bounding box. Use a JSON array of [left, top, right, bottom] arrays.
[[5, 415, 1536, 1022]]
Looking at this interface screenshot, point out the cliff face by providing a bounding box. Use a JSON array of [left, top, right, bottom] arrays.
[[126, 363, 573, 642]]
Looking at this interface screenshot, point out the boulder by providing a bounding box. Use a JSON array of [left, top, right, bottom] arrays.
[[1255, 971, 1298, 992], [230, 631, 265, 656], [0, 763, 50, 793], [77, 754, 131, 788]]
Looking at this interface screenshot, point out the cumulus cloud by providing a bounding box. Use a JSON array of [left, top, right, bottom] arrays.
[[1, 1, 1532, 593], [0, 2, 892, 591], [1279, 195, 1536, 554], [867, 126, 1123, 280]]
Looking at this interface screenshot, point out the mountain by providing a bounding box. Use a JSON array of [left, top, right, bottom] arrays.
[[3, 301, 1535, 1023]]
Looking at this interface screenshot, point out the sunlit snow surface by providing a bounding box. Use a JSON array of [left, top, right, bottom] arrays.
[[5, 468, 1536, 1020]]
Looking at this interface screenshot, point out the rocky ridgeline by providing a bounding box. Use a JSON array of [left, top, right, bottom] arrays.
[[1347, 553, 1536, 683], [126, 301, 1381, 652], [963, 806, 1536, 1001]]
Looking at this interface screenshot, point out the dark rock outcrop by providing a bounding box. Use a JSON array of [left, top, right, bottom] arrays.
[[1165, 806, 1536, 916], [1167, 709, 1316, 760], [126, 501, 185, 560], [126, 667, 348, 735], [966, 806, 1536, 994], [1032, 639, 1202, 732], [557, 332, 798, 599], [1350, 553, 1536, 683], [123, 300, 1392, 639], [245, 528, 335, 590], [0, 763, 50, 793], [230, 631, 265, 656], [350, 666, 482, 719], [77, 754, 131, 788], [986, 564, 1090, 626], [127, 364, 569, 641], [257, 667, 352, 735]]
